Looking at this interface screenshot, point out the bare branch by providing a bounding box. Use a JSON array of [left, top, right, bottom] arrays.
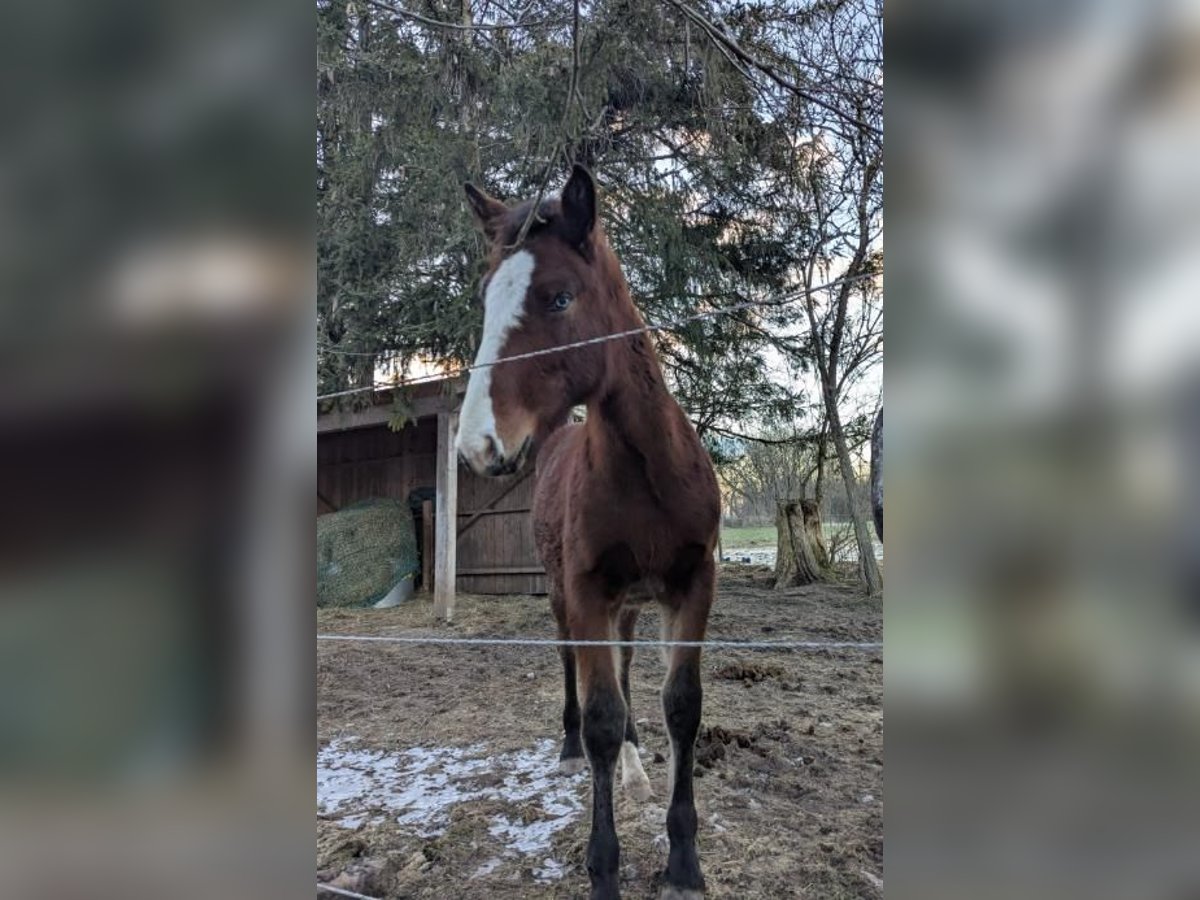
[[510, 0, 581, 248], [364, 0, 567, 32], [663, 0, 882, 138]]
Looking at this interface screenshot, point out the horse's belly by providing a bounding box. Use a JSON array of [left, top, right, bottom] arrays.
[[624, 575, 664, 604]]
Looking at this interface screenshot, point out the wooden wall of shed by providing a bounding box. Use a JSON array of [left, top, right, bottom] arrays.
[[456, 470, 546, 595], [317, 419, 437, 510], [317, 419, 547, 595]]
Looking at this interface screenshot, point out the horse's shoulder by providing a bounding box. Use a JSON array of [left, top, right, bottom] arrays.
[[533, 423, 583, 522], [538, 422, 585, 472]]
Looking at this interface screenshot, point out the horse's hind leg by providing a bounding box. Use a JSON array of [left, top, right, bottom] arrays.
[[659, 560, 714, 899], [616, 605, 651, 800], [553, 585, 585, 773]]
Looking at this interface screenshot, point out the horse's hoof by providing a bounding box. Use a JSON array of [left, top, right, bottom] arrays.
[[659, 888, 704, 900], [559, 756, 586, 775]]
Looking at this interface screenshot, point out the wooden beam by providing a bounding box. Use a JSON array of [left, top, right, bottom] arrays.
[[457, 566, 547, 576], [457, 506, 532, 518], [317, 383, 465, 434], [433, 411, 459, 620], [317, 490, 339, 513]]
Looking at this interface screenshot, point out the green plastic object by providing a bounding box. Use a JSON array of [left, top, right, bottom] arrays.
[[317, 498, 420, 608]]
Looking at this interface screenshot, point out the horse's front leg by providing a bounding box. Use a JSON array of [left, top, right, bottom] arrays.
[[551, 582, 586, 772], [571, 586, 626, 900], [659, 558, 715, 899]]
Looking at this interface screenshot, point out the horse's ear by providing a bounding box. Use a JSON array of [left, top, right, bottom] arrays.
[[464, 183, 507, 239], [560, 164, 596, 251]]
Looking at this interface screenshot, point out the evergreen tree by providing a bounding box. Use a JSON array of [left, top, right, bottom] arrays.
[[317, 0, 883, 586]]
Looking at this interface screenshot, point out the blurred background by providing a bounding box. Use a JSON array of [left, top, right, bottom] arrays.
[[0, 1, 312, 898], [887, 0, 1200, 897]]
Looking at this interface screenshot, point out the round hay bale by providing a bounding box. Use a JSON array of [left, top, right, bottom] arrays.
[[317, 498, 420, 608]]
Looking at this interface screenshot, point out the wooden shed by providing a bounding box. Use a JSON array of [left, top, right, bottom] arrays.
[[317, 378, 547, 611]]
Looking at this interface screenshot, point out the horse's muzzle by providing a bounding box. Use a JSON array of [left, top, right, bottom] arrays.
[[484, 435, 531, 476], [458, 434, 531, 478]]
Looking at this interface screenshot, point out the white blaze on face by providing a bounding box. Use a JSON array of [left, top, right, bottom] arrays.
[[456, 250, 536, 469]]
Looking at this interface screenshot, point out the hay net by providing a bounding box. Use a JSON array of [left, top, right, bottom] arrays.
[[317, 498, 419, 608]]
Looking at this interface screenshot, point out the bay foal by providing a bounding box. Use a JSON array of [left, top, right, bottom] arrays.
[[456, 166, 720, 900]]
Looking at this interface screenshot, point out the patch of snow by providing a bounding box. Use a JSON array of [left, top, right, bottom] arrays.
[[534, 858, 569, 881], [318, 737, 585, 880], [472, 857, 503, 879], [721, 547, 777, 567], [722, 540, 882, 567], [488, 812, 575, 856]]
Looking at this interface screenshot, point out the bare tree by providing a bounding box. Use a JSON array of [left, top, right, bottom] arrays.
[[675, 0, 883, 591], [792, 0, 884, 594], [802, 198, 883, 594]]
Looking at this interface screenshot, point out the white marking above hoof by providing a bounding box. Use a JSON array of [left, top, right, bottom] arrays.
[[559, 756, 586, 775], [659, 887, 704, 900], [621, 742, 653, 800]]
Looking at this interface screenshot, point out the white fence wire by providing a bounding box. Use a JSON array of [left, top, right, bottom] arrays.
[[317, 633, 881, 651]]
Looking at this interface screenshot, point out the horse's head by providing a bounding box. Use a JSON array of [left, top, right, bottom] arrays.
[[455, 165, 618, 476]]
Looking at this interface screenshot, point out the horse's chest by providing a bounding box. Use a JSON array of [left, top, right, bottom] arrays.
[[596, 488, 710, 547], [536, 430, 717, 593]]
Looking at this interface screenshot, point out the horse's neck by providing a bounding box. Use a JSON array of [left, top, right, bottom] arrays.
[[586, 324, 687, 485]]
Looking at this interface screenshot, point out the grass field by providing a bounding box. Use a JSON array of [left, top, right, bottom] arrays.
[[720, 525, 778, 547], [722, 523, 860, 548]]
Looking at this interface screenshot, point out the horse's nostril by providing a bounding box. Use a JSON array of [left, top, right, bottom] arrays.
[[484, 434, 499, 460], [486, 458, 515, 477]]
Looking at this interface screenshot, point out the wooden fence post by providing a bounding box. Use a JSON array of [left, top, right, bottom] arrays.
[[421, 499, 434, 594], [433, 411, 459, 620]]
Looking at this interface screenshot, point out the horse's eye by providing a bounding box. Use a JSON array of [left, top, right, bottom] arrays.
[[551, 291, 573, 311]]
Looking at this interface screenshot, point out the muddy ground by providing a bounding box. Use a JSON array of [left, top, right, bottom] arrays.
[[317, 565, 882, 899]]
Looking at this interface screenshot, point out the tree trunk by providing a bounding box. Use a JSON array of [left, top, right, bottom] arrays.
[[814, 419, 828, 509], [806, 499, 830, 569], [774, 499, 828, 587], [825, 391, 883, 594], [870, 407, 883, 542]]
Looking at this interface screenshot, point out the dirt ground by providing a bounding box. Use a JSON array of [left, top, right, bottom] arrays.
[[317, 565, 882, 899]]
